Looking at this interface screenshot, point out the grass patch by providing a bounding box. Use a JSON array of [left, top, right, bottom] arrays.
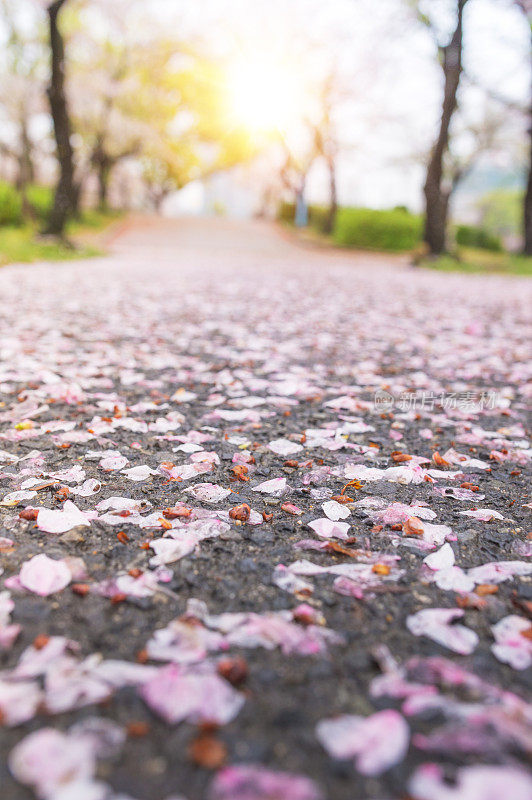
[[420, 247, 532, 277], [0, 210, 121, 267]]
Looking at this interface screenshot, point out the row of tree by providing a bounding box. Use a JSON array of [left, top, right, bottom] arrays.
[[1, 0, 257, 235], [280, 0, 532, 255], [0, 0, 531, 254]]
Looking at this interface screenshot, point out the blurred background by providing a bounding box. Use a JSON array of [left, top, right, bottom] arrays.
[[0, 0, 530, 269]]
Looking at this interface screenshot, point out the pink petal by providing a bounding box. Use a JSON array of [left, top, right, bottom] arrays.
[[491, 615, 532, 670], [424, 544, 455, 571], [19, 554, 72, 596], [468, 561, 532, 585], [409, 763, 532, 800], [459, 509, 504, 521], [99, 453, 128, 471], [37, 500, 90, 534], [209, 765, 323, 800], [316, 709, 409, 775], [251, 477, 288, 496], [0, 679, 42, 725], [121, 465, 156, 481], [308, 518, 350, 540], [149, 535, 198, 566], [9, 728, 95, 798], [406, 609, 478, 655], [185, 483, 232, 503], [321, 501, 350, 521], [268, 438, 303, 456], [141, 664, 244, 725]]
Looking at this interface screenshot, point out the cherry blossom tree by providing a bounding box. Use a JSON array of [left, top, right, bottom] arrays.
[[0, 0, 47, 213], [516, 0, 532, 254], [413, 0, 471, 255], [41, 0, 77, 236]]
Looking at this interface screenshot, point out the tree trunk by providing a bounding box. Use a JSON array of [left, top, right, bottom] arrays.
[[324, 158, 337, 235], [17, 116, 35, 220], [295, 176, 308, 228], [524, 118, 532, 255], [16, 116, 35, 192], [523, 8, 532, 255], [153, 189, 169, 213], [423, 0, 469, 255], [44, 0, 76, 237], [98, 163, 110, 210]]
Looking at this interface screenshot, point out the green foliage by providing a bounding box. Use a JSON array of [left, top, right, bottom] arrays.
[[455, 224, 502, 252], [333, 207, 422, 252], [277, 202, 331, 234], [308, 205, 330, 234], [26, 184, 53, 222], [71, 208, 122, 230], [476, 189, 523, 241], [0, 212, 120, 267], [278, 201, 296, 224], [0, 181, 23, 226], [421, 247, 532, 277], [0, 225, 97, 266]]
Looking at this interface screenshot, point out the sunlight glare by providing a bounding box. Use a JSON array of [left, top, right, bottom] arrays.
[[227, 58, 306, 135]]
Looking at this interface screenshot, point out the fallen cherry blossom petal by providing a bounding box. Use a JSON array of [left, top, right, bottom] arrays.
[[18, 554, 72, 596], [0, 489, 37, 507], [468, 561, 532, 585], [491, 615, 532, 670], [140, 663, 245, 725], [37, 501, 91, 534], [121, 465, 157, 481], [316, 709, 409, 775], [459, 508, 504, 521], [9, 728, 95, 799], [321, 500, 350, 520], [185, 483, 232, 503], [409, 763, 532, 800], [149, 534, 199, 566], [268, 438, 303, 456], [308, 518, 351, 540], [209, 765, 324, 800], [251, 477, 288, 496], [423, 543, 455, 571], [406, 608, 478, 655]]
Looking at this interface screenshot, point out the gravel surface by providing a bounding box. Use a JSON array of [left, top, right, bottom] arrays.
[[0, 217, 530, 800]]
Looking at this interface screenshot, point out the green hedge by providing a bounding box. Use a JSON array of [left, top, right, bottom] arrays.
[[308, 205, 330, 234], [0, 182, 54, 227], [278, 202, 330, 233], [455, 224, 502, 252], [27, 184, 53, 222], [278, 201, 295, 224], [333, 207, 422, 252], [0, 181, 23, 226]]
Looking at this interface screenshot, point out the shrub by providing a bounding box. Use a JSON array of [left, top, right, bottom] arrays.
[[0, 181, 23, 226], [277, 201, 295, 224], [277, 202, 332, 234], [455, 224, 503, 252], [333, 207, 422, 252], [308, 205, 330, 234], [476, 189, 522, 241], [26, 184, 53, 223]]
